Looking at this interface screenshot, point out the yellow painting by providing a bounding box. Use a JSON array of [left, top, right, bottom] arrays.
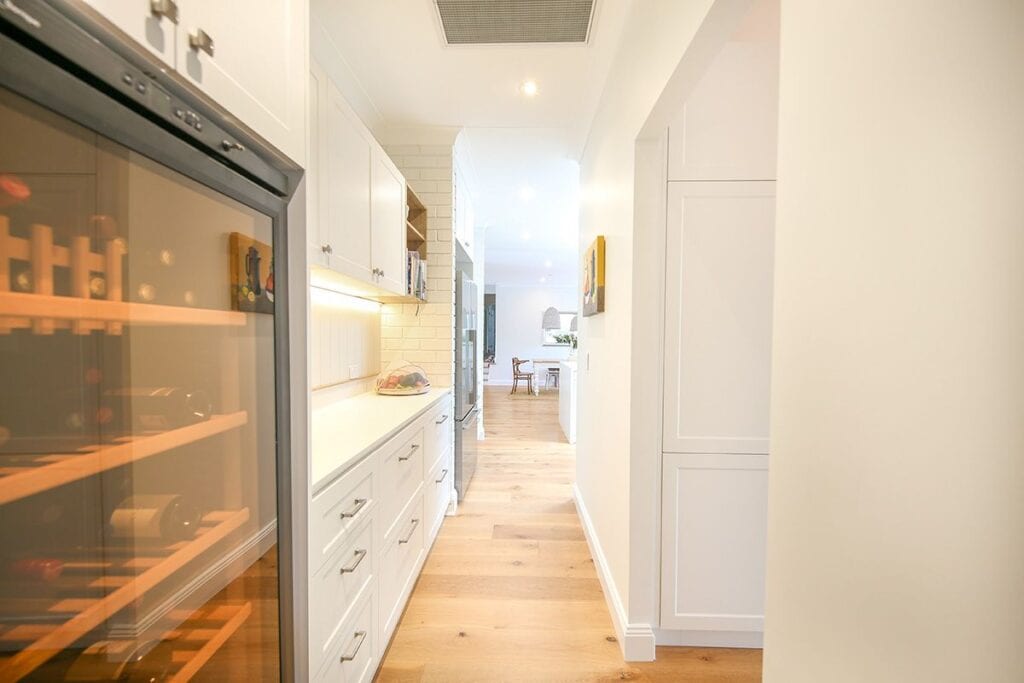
[[582, 235, 605, 317], [229, 232, 274, 314]]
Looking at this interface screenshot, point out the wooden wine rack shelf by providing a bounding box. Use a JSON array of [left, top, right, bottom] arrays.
[[0, 508, 251, 680], [0, 219, 246, 332], [0, 411, 248, 506], [168, 601, 252, 682], [0, 291, 247, 328]]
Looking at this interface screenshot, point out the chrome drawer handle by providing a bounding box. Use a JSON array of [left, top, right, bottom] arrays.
[[398, 518, 420, 544], [339, 549, 367, 574], [340, 498, 367, 519], [150, 0, 179, 23], [435, 414, 449, 425], [398, 444, 419, 462], [435, 468, 449, 484], [189, 28, 214, 57], [339, 630, 367, 662]]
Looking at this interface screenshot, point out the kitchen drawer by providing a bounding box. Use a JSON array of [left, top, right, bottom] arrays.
[[425, 395, 454, 471], [379, 494, 425, 644], [380, 425, 425, 540], [426, 451, 451, 541], [310, 515, 375, 673], [310, 454, 376, 573], [315, 588, 378, 683]]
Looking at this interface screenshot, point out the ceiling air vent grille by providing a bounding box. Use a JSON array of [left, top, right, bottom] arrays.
[[436, 0, 595, 45]]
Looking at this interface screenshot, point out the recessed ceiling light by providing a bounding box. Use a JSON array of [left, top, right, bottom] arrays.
[[522, 232, 532, 241], [544, 259, 552, 268], [519, 186, 536, 201], [539, 276, 547, 283], [520, 79, 539, 97]]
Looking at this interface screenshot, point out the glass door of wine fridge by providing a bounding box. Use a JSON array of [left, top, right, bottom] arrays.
[[0, 2, 297, 681]]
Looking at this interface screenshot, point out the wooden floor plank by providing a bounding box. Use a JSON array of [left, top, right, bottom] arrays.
[[375, 386, 762, 682]]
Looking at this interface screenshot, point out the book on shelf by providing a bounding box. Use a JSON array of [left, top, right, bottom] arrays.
[[407, 251, 427, 300]]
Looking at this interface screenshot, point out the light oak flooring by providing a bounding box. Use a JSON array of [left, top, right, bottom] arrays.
[[376, 386, 763, 682]]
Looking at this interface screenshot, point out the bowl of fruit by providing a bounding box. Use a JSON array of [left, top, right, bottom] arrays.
[[375, 360, 431, 396]]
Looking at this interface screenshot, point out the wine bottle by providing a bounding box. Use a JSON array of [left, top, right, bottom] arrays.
[[109, 494, 201, 543], [7, 557, 63, 582], [103, 387, 213, 431], [59, 639, 174, 681]]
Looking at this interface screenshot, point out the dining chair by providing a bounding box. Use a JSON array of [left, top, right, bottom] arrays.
[[511, 357, 534, 395]]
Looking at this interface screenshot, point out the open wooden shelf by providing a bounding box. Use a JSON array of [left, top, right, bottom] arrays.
[[0, 508, 250, 680], [0, 411, 249, 506], [0, 292, 247, 329], [406, 220, 426, 247]]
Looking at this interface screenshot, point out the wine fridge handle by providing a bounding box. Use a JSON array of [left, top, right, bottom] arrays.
[[340, 498, 367, 519]]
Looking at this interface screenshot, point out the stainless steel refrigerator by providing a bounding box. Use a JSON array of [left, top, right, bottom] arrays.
[[454, 244, 478, 501]]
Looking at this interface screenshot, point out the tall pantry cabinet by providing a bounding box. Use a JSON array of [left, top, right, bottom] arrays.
[[659, 26, 779, 645]]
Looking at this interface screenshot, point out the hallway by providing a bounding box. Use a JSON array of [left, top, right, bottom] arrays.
[[376, 387, 762, 681]]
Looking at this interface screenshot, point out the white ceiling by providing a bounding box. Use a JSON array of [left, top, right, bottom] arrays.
[[312, 0, 627, 287]]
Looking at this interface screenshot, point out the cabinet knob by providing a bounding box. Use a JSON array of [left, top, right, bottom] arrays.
[[150, 0, 179, 23], [189, 28, 215, 57], [321, 244, 333, 255]]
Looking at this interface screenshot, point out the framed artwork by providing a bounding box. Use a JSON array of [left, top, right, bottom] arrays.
[[582, 235, 605, 317], [229, 232, 274, 314]]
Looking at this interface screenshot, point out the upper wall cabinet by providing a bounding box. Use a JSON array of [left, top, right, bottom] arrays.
[[307, 59, 414, 301], [667, 41, 779, 181], [370, 151, 407, 296], [323, 79, 373, 284], [82, 0, 307, 165], [174, 0, 306, 165]]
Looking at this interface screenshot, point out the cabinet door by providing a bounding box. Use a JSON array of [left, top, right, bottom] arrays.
[[82, 0, 176, 66], [660, 452, 767, 635], [663, 181, 774, 455], [324, 82, 372, 282], [667, 41, 778, 181], [307, 62, 327, 268], [174, 0, 306, 164], [370, 151, 406, 296]]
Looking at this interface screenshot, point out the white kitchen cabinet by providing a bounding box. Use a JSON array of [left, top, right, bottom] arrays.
[[82, 0, 177, 67], [667, 40, 778, 181], [660, 452, 768, 634], [308, 59, 415, 301], [324, 80, 373, 282], [82, 0, 306, 164], [370, 151, 407, 295], [309, 390, 452, 677], [307, 62, 327, 268], [174, 0, 306, 165], [662, 181, 775, 455]]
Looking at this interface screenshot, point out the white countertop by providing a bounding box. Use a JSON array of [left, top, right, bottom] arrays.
[[560, 359, 578, 369], [310, 387, 451, 493]]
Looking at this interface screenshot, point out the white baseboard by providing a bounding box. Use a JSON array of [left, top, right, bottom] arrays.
[[654, 628, 763, 649], [573, 484, 656, 662]]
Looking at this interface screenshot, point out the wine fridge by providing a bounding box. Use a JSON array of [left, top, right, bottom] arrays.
[[0, 2, 300, 680]]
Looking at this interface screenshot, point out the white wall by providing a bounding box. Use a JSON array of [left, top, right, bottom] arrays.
[[764, 3, 1024, 682], [489, 284, 575, 384], [575, 0, 715, 657]]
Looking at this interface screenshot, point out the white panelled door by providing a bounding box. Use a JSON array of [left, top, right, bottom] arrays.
[[662, 180, 775, 455], [174, 0, 306, 164], [660, 452, 768, 632], [82, 0, 177, 67], [370, 151, 406, 296], [324, 81, 372, 283]]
